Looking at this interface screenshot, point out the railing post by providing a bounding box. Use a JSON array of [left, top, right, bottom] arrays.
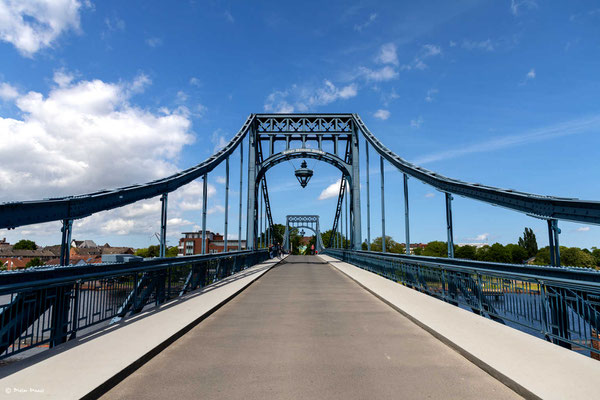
[[380, 156, 386, 253], [202, 173, 208, 254], [60, 219, 73, 266], [445, 192, 454, 258], [365, 141, 371, 251], [403, 174, 410, 255], [224, 156, 229, 252], [159, 193, 168, 258]]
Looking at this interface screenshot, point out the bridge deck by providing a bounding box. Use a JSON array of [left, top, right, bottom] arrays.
[[103, 256, 519, 400]]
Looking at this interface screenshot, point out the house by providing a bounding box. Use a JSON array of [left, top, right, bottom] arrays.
[[0, 248, 56, 262], [178, 231, 246, 256], [71, 239, 98, 249], [0, 238, 10, 248], [0, 257, 30, 270]]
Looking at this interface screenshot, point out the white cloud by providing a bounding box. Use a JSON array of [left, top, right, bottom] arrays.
[[449, 40, 457, 47], [0, 0, 89, 56], [413, 114, 600, 165], [224, 10, 234, 23], [354, 13, 377, 31], [424, 192, 435, 198], [318, 179, 344, 200], [374, 109, 390, 120], [403, 44, 442, 70], [189, 77, 201, 87], [0, 82, 19, 100], [215, 176, 227, 184], [359, 65, 398, 81], [175, 181, 217, 211], [526, 68, 536, 79], [462, 39, 494, 51], [468, 233, 489, 241], [104, 16, 125, 33], [375, 43, 398, 66], [0, 72, 194, 202], [211, 129, 228, 152], [410, 116, 423, 128], [510, 0, 538, 16], [576, 226, 591, 232], [422, 44, 441, 57], [145, 37, 163, 47], [264, 80, 357, 113], [425, 88, 438, 102]]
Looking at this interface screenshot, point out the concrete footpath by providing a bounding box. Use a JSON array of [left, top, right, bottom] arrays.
[[0, 256, 283, 399], [320, 254, 600, 400], [102, 256, 519, 400]]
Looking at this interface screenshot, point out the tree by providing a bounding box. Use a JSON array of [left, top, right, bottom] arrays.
[[422, 241, 447, 257], [505, 243, 528, 264], [518, 227, 538, 258], [560, 247, 596, 268], [26, 257, 43, 268], [166, 246, 179, 257], [455, 245, 476, 260], [592, 247, 600, 268], [13, 239, 37, 250], [135, 245, 160, 258], [369, 236, 404, 254]]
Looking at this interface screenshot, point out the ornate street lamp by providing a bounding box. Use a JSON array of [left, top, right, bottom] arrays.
[[294, 160, 313, 188]]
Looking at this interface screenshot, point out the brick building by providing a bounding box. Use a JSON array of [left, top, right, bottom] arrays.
[[178, 231, 246, 256]]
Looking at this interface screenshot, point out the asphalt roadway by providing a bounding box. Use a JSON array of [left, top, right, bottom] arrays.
[[102, 256, 520, 400]]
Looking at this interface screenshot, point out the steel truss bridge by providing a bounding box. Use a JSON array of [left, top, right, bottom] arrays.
[[0, 113, 599, 362], [282, 215, 324, 253]]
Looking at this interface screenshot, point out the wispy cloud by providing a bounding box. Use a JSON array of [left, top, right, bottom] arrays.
[[146, 37, 163, 47], [425, 88, 438, 102], [410, 116, 424, 128], [526, 68, 536, 79], [576, 226, 591, 232], [462, 39, 494, 51], [467, 233, 489, 241], [354, 13, 377, 32], [413, 115, 600, 164], [424, 192, 435, 198], [375, 43, 398, 66], [224, 10, 235, 23], [374, 109, 390, 120], [264, 80, 357, 113], [510, 0, 538, 16]]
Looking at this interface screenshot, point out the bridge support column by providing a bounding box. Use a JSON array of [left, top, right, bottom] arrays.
[[159, 193, 168, 258], [246, 125, 258, 250], [404, 174, 410, 255], [365, 141, 371, 251], [202, 174, 208, 254], [224, 157, 229, 252], [238, 141, 244, 250], [350, 126, 362, 250], [60, 219, 73, 266], [446, 193, 454, 258], [547, 219, 561, 267], [380, 156, 386, 253]]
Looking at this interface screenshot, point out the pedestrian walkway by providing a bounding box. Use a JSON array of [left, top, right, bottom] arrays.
[[103, 255, 519, 400]]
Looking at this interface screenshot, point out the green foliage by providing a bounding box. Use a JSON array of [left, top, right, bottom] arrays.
[[455, 245, 476, 260], [413, 247, 423, 255], [166, 246, 179, 257], [534, 246, 597, 269], [13, 239, 37, 250], [135, 245, 160, 258], [505, 243, 528, 264], [369, 236, 404, 253], [518, 227, 538, 258], [422, 241, 447, 257], [591, 247, 600, 267], [26, 257, 43, 268]]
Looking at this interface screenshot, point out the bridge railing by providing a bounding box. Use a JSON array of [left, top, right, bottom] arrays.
[[0, 250, 269, 360], [324, 249, 600, 360]]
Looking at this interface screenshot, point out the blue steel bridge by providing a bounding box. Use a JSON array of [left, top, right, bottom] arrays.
[[0, 113, 600, 399]]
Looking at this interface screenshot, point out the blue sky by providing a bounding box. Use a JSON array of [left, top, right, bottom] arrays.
[[1, 0, 600, 250]]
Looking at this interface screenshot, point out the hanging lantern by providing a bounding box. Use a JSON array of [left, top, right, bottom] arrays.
[[294, 160, 313, 188]]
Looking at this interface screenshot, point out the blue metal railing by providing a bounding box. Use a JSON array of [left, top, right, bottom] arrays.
[[0, 250, 269, 360], [324, 249, 600, 360]]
